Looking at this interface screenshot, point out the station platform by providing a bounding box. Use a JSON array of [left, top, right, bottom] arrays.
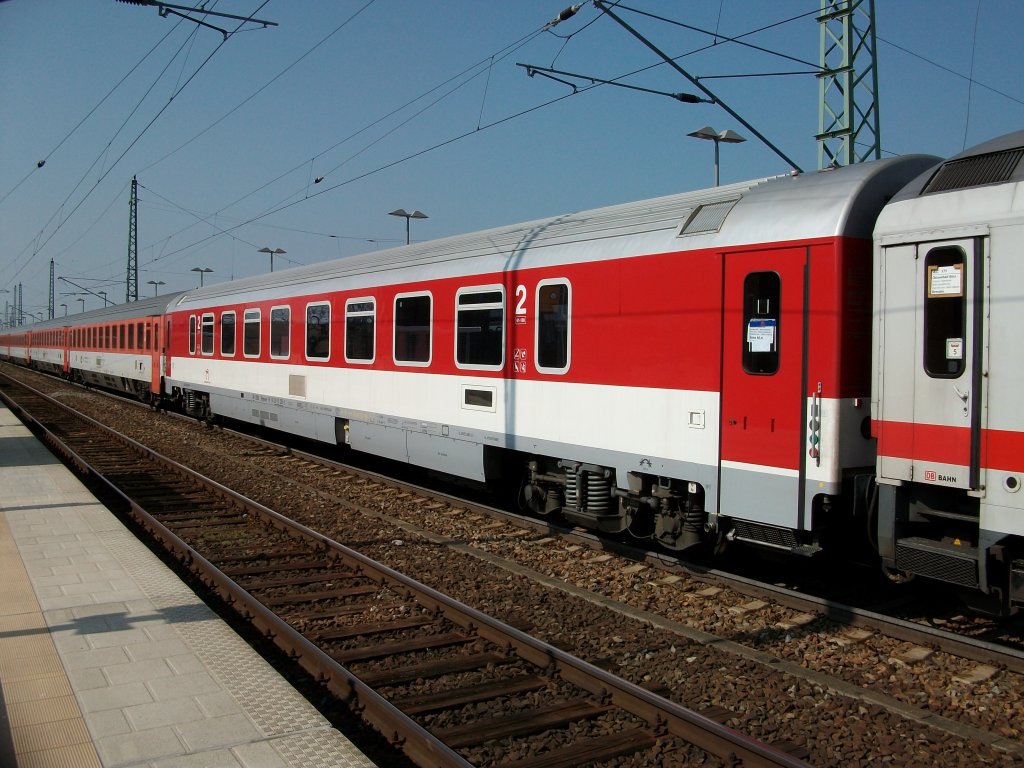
[[0, 402, 377, 768]]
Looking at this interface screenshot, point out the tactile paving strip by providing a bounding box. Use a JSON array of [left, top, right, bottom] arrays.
[[100, 525, 376, 766]]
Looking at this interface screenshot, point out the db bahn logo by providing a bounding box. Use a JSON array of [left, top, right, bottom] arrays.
[[924, 470, 937, 481]]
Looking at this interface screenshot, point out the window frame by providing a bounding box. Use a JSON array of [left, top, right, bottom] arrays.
[[200, 313, 215, 356], [344, 297, 376, 364], [188, 315, 197, 355], [741, 271, 781, 376], [455, 285, 505, 371], [534, 279, 571, 375], [922, 245, 967, 379], [243, 309, 261, 358], [304, 301, 331, 362], [269, 305, 290, 360], [220, 311, 236, 357], [393, 292, 432, 367]]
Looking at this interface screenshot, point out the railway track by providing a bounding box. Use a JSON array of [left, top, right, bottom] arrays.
[[5, 363, 1024, 764], [0, 369, 811, 767]]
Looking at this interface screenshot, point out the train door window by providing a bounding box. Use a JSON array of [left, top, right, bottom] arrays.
[[188, 315, 197, 355], [243, 309, 261, 357], [128, 323, 135, 350], [200, 313, 215, 355], [923, 246, 966, 378], [220, 312, 236, 357], [394, 293, 431, 365], [345, 298, 375, 363], [270, 306, 290, 359], [305, 302, 330, 361], [536, 280, 571, 374], [456, 286, 504, 370], [147, 324, 153, 351], [742, 272, 780, 375]]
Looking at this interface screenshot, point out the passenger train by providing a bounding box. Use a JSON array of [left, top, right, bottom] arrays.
[[3, 130, 1023, 613]]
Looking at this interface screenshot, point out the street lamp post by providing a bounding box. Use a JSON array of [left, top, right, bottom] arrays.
[[191, 267, 214, 287], [687, 126, 746, 187], [257, 247, 285, 273], [77, 298, 85, 313], [61, 303, 67, 316], [99, 291, 109, 307], [147, 280, 165, 296], [388, 209, 428, 245]]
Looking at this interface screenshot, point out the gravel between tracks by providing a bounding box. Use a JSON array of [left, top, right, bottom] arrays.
[[31, 381, 1024, 766]]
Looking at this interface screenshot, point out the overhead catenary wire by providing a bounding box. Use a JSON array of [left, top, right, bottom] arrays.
[[3, 2, 273, 290]]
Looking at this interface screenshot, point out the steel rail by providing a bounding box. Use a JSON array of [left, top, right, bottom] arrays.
[[0, 371, 811, 767]]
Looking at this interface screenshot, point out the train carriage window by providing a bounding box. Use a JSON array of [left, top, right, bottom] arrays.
[[456, 287, 504, 369], [200, 313, 215, 355], [923, 246, 966, 378], [220, 312, 236, 357], [119, 325, 126, 350], [536, 280, 571, 374], [105, 325, 111, 349], [270, 306, 290, 359], [345, 298, 375, 363], [394, 293, 431, 365], [243, 309, 261, 357], [742, 272, 780, 375], [137, 323, 144, 350], [128, 323, 135, 350], [305, 302, 330, 361], [188, 315, 197, 355], [147, 324, 153, 351]]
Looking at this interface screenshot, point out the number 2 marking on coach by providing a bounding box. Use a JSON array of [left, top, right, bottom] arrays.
[[515, 285, 528, 316]]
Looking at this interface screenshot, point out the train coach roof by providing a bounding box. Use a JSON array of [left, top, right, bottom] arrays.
[[888, 129, 1024, 202], [170, 154, 938, 310], [18, 292, 185, 331]]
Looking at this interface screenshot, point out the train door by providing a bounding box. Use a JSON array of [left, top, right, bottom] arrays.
[[719, 247, 808, 529], [877, 237, 985, 489]]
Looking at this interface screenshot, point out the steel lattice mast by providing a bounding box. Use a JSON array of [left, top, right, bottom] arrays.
[[48, 259, 55, 319], [127, 175, 138, 302], [817, 0, 880, 168]]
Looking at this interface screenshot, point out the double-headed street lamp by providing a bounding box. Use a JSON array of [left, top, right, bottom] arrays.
[[388, 209, 428, 245], [258, 247, 285, 273], [687, 126, 746, 187], [147, 280, 165, 296], [191, 267, 214, 287]]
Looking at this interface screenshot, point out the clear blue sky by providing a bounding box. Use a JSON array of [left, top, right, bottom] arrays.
[[2, 1, 1022, 320]]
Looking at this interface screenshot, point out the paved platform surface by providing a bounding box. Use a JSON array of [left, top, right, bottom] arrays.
[[0, 401, 378, 767]]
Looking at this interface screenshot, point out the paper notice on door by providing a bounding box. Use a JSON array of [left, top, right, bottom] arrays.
[[747, 318, 776, 352], [928, 264, 963, 298]]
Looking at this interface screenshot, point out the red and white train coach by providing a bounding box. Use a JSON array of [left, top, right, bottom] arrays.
[[163, 152, 936, 559]]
